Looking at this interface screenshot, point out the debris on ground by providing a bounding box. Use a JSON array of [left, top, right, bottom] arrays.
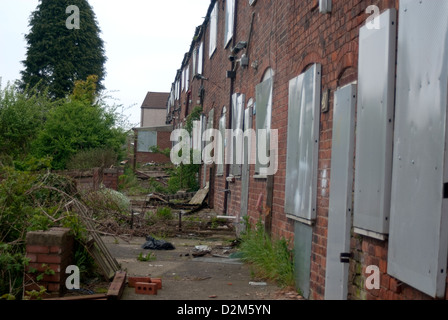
[[141, 235, 176, 250], [192, 245, 212, 257]]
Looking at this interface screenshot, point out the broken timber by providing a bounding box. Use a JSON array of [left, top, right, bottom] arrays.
[[69, 200, 120, 280], [189, 185, 209, 206], [107, 271, 127, 300]]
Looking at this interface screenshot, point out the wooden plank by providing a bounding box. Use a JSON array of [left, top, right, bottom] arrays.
[[107, 271, 127, 301], [189, 186, 209, 205], [72, 201, 121, 280]]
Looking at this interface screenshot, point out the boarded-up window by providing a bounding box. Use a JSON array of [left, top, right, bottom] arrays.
[[186, 65, 190, 90], [255, 77, 273, 175], [217, 110, 226, 176], [284, 64, 321, 223], [209, 3, 218, 57], [197, 42, 204, 75], [224, 0, 235, 47], [137, 131, 158, 153], [353, 9, 397, 238], [388, 0, 448, 299], [230, 93, 245, 176]]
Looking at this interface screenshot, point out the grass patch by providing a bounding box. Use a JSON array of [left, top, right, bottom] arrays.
[[238, 219, 295, 288]]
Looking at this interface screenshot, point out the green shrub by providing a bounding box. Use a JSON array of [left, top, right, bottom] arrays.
[[0, 82, 56, 159], [32, 99, 126, 170], [239, 219, 295, 288], [156, 207, 173, 221]]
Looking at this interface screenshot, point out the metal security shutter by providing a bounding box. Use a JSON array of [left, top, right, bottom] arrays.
[[217, 112, 226, 176], [224, 0, 235, 47], [255, 77, 273, 175], [239, 105, 253, 236], [388, 0, 448, 298], [324, 84, 356, 300], [209, 2, 218, 57], [137, 131, 158, 153], [353, 9, 397, 238], [231, 93, 245, 176], [285, 64, 321, 223]]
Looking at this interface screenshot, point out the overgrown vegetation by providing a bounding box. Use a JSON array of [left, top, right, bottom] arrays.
[[0, 78, 128, 171], [0, 168, 89, 299], [0, 76, 131, 299], [238, 218, 296, 288]]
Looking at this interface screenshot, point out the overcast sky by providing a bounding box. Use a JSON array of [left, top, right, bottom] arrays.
[[0, 0, 211, 127]]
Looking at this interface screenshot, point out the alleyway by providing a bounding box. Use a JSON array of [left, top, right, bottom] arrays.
[[103, 234, 303, 301]]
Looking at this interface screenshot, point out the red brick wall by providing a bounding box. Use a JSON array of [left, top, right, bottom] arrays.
[[168, 0, 448, 300], [24, 228, 74, 298]]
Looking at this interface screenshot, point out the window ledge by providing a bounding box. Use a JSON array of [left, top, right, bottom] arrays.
[[253, 175, 267, 180], [286, 214, 315, 226], [354, 227, 388, 241]]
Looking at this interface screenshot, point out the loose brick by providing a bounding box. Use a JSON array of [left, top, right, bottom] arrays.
[[128, 277, 151, 288], [135, 282, 158, 295], [151, 278, 162, 290]]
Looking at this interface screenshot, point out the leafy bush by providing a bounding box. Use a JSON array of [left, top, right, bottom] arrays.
[[239, 219, 295, 288], [0, 82, 56, 159], [32, 99, 126, 170]]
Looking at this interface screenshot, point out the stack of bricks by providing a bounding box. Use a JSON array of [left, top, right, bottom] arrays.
[[24, 228, 74, 299], [128, 277, 162, 296]]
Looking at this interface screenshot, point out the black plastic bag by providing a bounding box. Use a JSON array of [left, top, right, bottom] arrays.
[[141, 236, 175, 250]]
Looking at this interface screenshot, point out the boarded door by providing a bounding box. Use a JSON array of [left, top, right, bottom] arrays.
[[388, 0, 448, 298], [324, 84, 356, 300], [239, 105, 253, 236]]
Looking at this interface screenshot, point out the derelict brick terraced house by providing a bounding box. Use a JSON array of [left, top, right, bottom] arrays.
[[166, 0, 448, 300]]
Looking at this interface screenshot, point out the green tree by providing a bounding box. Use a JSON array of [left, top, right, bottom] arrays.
[[20, 0, 106, 99]]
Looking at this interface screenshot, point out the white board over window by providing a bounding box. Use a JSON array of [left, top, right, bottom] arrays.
[[388, 0, 448, 299], [285, 64, 321, 223], [353, 8, 397, 238]]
